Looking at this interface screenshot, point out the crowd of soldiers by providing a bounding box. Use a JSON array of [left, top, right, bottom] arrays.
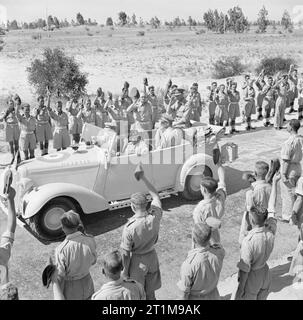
[[1, 64, 302, 163]]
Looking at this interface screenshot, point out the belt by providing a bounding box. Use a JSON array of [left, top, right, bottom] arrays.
[[37, 121, 49, 124], [190, 287, 217, 298], [55, 126, 67, 130], [21, 131, 34, 134], [132, 248, 155, 256], [64, 273, 90, 282], [7, 123, 18, 126], [229, 102, 239, 104]]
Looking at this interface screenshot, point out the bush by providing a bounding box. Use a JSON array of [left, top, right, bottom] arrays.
[[137, 31, 145, 36], [31, 34, 40, 40], [255, 56, 295, 76], [27, 48, 88, 98], [211, 56, 245, 79], [195, 29, 206, 35], [87, 32, 93, 36]]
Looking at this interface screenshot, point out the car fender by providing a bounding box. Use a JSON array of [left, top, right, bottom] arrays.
[[175, 153, 217, 191], [22, 183, 109, 219]]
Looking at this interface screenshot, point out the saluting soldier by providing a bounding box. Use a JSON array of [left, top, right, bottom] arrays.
[[121, 165, 162, 300], [92, 250, 146, 300], [273, 75, 288, 130], [0, 98, 20, 162], [206, 82, 217, 125], [121, 82, 134, 131], [177, 218, 225, 300], [261, 76, 276, 127], [226, 80, 240, 134], [242, 80, 256, 131], [33, 95, 53, 156], [255, 70, 266, 120], [16, 103, 36, 160], [188, 83, 202, 122], [127, 92, 153, 132], [288, 64, 298, 113], [66, 96, 82, 145], [47, 92, 70, 152], [214, 84, 228, 128], [77, 98, 97, 127], [94, 88, 107, 128]]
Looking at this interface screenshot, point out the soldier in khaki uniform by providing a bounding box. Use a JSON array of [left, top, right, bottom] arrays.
[[261, 76, 276, 127], [147, 85, 164, 128], [177, 218, 225, 300], [239, 161, 272, 245], [235, 173, 279, 300], [16, 103, 36, 160], [188, 83, 202, 122], [55, 210, 97, 300], [280, 119, 303, 221], [47, 94, 70, 151], [92, 250, 146, 300], [33, 95, 53, 156], [66, 97, 82, 145], [214, 84, 228, 128], [273, 75, 288, 130], [288, 64, 298, 113], [127, 93, 153, 132], [120, 165, 162, 300], [226, 80, 240, 134], [94, 88, 107, 128], [206, 82, 217, 125], [242, 80, 256, 130], [0, 99, 20, 162], [192, 156, 226, 244], [255, 70, 266, 120], [77, 98, 97, 127]]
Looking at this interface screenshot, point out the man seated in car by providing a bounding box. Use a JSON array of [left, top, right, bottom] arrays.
[[155, 114, 182, 150], [122, 132, 149, 156], [94, 122, 119, 155]]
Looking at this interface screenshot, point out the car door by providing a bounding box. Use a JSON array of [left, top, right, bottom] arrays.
[[102, 152, 154, 201]]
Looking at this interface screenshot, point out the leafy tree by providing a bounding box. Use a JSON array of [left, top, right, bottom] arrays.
[[132, 14, 137, 25], [8, 20, 19, 30], [37, 18, 46, 29], [47, 15, 55, 27], [27, 48, 88, 98], [106, 17, 113, 26], [281, 10, 293, 32], [23, 22, 29, 29], [188, 16, 193, 26], [53, 17, 60, 28], [227, 6, 249, 33], [272, 20, 277, 32], [76, 12, 85, 25], [257, 6, 269, 33], [203, 10, 216, 31], [118, 12, 127, 26], [173, 16, 182, 27], [29, 22, 36, 29]]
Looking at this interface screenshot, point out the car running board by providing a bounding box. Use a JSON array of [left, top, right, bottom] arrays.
[[108, 188, 178, 211]]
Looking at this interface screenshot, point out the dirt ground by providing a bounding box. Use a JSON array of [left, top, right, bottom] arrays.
[[0, 26, 303, 300]]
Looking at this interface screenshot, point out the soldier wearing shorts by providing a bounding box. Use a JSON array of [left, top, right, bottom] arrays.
[[206, 82, 217, 125], [16, 103, 36, 160], [255, 71, 266, 120], [34, 95, 53, 156], [177, 218, 225, 300], [94, 88, 107, 128], [147, 85, 164, 128], [226, 81, 240, 134], [214, 84, 228, 128], [288, 64, 298, 113], [273, 76, 288, 130], [261, 77, 276, 127], [66, 97, 82, 145], [188, 83, 202, 122], [0, 99, 20, 162], [121, 165, 162, 300], [242, 80, 256, 130], [47, 97, 70, 151], [92, 250, 146, 300]]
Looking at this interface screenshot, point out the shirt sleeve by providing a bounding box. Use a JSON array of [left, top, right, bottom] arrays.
[[177, 260, 194, 293], [150, 204, 163, 221], [55, 247, 67, 278], [281, 141, 292, 161], [0, 231, 14, 247], [237, 239, 252, 273], [296, 178, 303, 196], [120, 226, 134, 252]]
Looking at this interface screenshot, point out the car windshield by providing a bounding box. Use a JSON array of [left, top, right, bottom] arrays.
[[94, 128, 117, 154]]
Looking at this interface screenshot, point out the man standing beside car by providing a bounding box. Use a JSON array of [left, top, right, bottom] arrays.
[[120, 165, 162, 300]]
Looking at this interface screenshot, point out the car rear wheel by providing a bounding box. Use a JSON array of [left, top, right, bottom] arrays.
[[182, 165, 213, 201], [29, 197, 77, 242]]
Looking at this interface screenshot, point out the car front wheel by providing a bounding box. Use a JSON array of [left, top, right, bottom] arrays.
[[182, 165, 213, 201], [29, 197, 78, 242]]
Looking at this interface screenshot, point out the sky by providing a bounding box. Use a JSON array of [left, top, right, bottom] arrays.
[[0, 0, 302, 23]]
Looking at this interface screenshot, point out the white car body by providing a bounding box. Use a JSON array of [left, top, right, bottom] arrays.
[[1, 123, 224, 241]]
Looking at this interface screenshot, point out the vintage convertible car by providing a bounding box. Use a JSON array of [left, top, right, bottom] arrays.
[[0, 122, 224, 242]]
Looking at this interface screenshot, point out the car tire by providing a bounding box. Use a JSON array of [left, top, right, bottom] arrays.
[[29, 197, 77, 241], [182, 165, 213, 201]]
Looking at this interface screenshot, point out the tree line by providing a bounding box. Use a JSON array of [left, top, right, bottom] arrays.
[[3, 7, 296, 33]]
